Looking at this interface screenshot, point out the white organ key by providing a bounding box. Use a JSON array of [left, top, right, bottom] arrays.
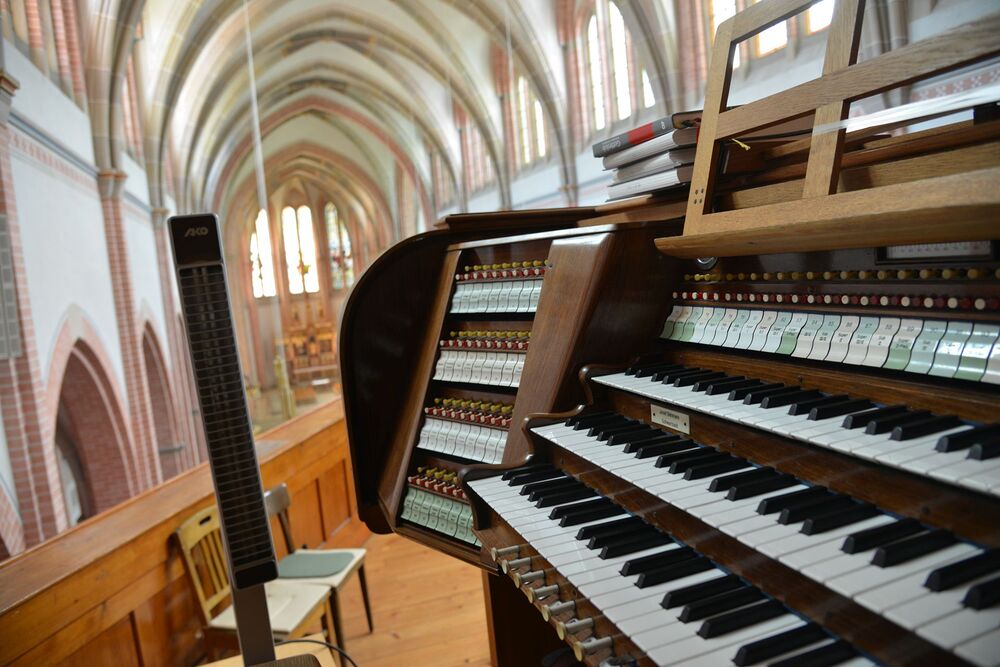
[[806, 314, 841, 360], [791, 314, 825, 358], [918, 606, 1000, 650], [862, 317, 901, 367], [843, 316, 881, 365], [826, 315, 860, 363], [954, 629, 1000, 667]]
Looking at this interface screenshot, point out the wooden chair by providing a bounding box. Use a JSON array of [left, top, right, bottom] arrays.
[[174, 505, 336, 660], [264, 483, 373, 649]]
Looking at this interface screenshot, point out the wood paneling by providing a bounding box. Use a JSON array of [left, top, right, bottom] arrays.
[[0, 401, 367, 667]]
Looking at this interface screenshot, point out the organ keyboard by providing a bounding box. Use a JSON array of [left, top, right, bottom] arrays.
[[340, 4, 1000, 665]]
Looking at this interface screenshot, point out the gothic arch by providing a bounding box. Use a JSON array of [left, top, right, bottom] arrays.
[[141, 324, 181, 479]]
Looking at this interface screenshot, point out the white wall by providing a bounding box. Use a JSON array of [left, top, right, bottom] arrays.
[[10, 152, 126, 393], [123, 202, 170, 365]]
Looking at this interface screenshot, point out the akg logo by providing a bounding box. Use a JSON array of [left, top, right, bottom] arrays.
[[184, 226, 209, 238]]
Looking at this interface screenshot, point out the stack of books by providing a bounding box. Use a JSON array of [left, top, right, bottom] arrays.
[[593, 113, 702, 201], [594, 110, 814, 201]]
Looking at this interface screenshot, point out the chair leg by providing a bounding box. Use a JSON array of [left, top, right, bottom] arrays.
[[322, 598, 341, 667], [358, 564, 374, 633], [330, 587, 346, 651]]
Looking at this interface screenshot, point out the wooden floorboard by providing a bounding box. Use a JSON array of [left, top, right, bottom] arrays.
[[333, 533, 492, 667]]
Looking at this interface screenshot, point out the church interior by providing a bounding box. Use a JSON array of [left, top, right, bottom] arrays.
[[0, 0, 998, 665]]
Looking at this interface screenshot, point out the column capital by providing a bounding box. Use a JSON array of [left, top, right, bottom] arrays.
[[0, 70, 20, 127], [97, 170, 128, 200], [151, 208, 171, 227]]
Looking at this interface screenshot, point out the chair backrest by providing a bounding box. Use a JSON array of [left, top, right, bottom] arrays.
[[175, 505, 231, 626], [263, 483, 296, 554]]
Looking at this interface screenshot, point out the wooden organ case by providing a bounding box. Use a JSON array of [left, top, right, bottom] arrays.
[[341, 3, 1000, 666]]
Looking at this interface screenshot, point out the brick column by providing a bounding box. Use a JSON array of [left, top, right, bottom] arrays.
[[0, 71, 66, 549], [151, 207, 203, 471], [97, 170, 161, 490], [22, 1, 48, 74]]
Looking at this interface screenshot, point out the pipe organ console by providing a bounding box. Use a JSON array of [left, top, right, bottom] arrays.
[[340, 6, 1000, 664]]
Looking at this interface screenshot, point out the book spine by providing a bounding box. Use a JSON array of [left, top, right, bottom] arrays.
[[591, 118, 670, 157]]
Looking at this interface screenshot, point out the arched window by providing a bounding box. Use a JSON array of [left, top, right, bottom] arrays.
[[584, 1, 643, 133], [709, 0, 740, 68], [282, 205, 320, 295], [806, 0, 835, 33], [249, 208, 276, 298], [324, 203, 354, 289], [514, 75, 548, 166], [460, 116, 496, 193]]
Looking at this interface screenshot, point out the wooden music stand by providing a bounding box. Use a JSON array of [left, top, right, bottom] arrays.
[[656, 0, 1000, 258]]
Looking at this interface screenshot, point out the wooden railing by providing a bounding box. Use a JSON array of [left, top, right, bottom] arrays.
[[0, 399, 368, 666]]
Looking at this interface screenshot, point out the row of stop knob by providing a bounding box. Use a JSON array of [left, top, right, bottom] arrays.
[[684, 267, 1000, 282], [490, 544, 621, 662], [674, 290, 1000, 311]]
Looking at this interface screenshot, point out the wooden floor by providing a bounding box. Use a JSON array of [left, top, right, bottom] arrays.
[[333, 533, 492, 667]]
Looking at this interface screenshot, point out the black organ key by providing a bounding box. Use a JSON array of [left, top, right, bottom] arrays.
[[503, 465, 556, 483], [579, 416, 630, 434], [757, 487, 832, 515], [593, 422, 643, 439], [841, 405, 907, 430], [655, 446, 715, 469], [760, 389, 824, 410], [635, 555, 715, 588], [566, 411, 617, 427], [778, 496, 856, 525], [705, 378, 760, 395], [604, 426, 657, 445], [601, 531, 673, 559], [729, 382, 783, 402], [744, 385, 798, 405], [864, 410, 932, 435], [661, 574, 743, 609], [808, 398, 874, 421], [963, 575, 1000, 609], [788, 394, 849, 417], [891, 415, 962, 441], [623, 434, 683, 454], [674, 371, 728, 387], [709, 467, 779, 493], [670, 452, 733, 475], [558, 503, 624, 526], [937, 423, 1000, 452], [684, 457, 753, 480], [727, 475, 799, 501], [925, 550, 1000, 591], [506, 469, 563, 487], [534, 486, 596, 508], [577, 516, 644, 540], [872, 528, 957, 567], [521, 477, 576, 497], [633, 439, 697, 459], [733, 623, 829, 666], [631, 363, 685, 378], [842, 517, 924, 554], [970, 439, 1000, 460], [697, 599, 787, 638], [607, 428, 662, 446], [549, 497, 611, 519], [801, 504, 880, 535], [588, 524, 650, 549], [679, 587, 765, 622], [661, 368, 711, 384], [768, 640, 858, 667], [693, 375, 744, 392], [620, 546, 694, 576]]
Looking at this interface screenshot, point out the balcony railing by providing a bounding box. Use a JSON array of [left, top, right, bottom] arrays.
[[0, 399, 366, 666]]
